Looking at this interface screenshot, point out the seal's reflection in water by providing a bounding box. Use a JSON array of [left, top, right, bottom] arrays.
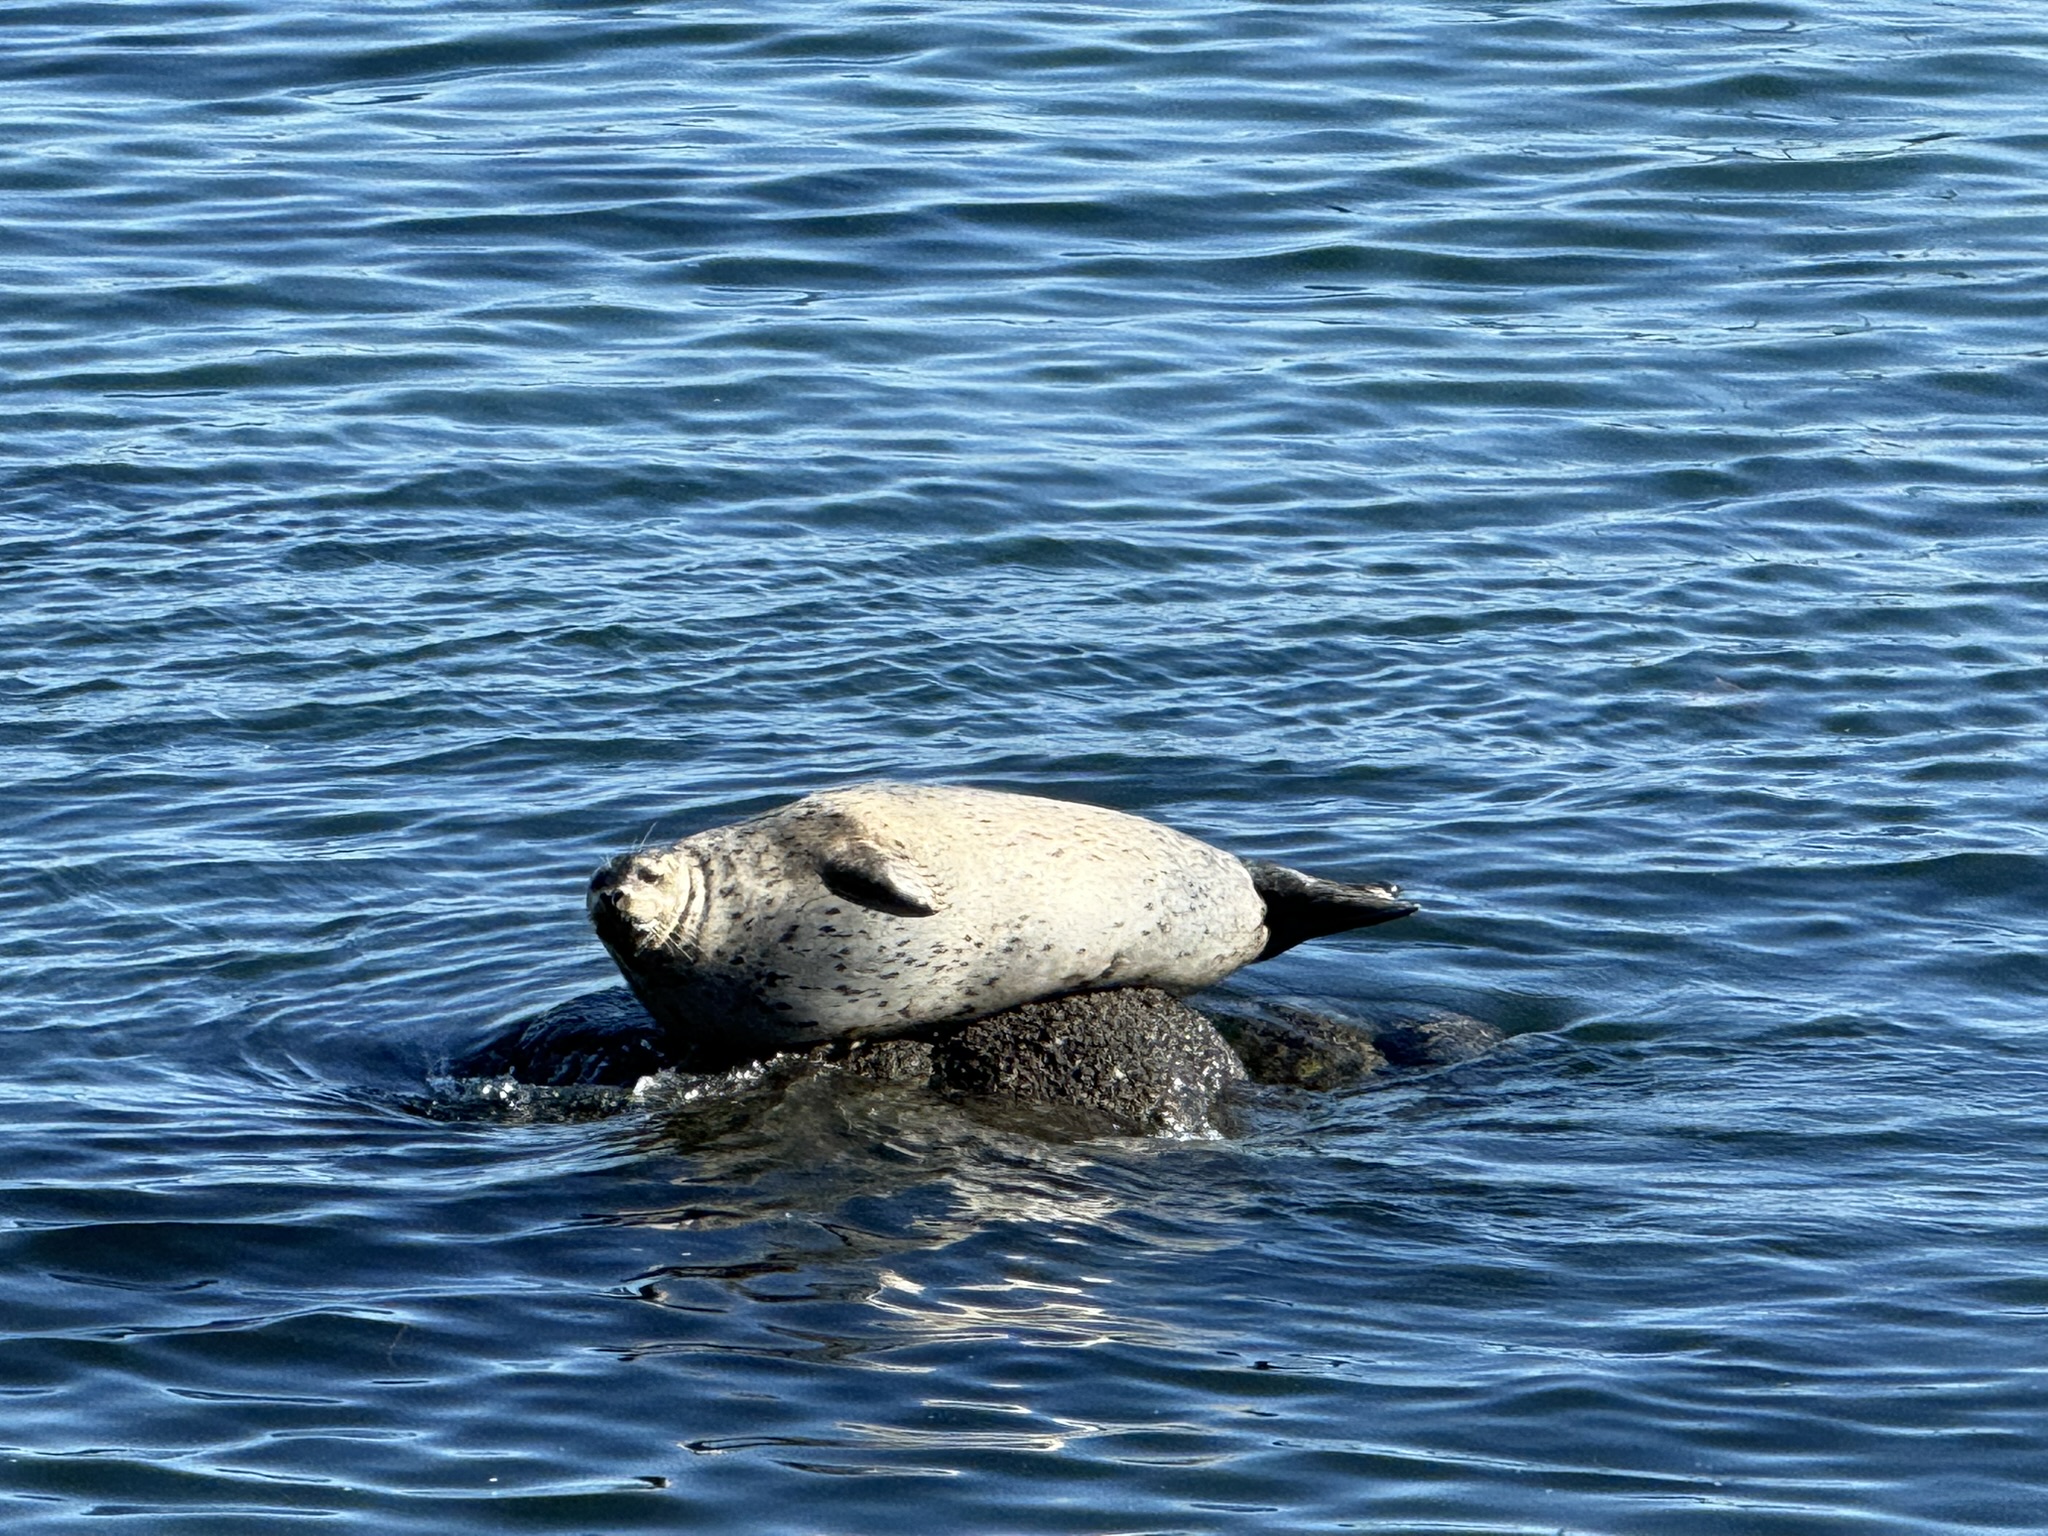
[[612, 1064, 1173, 1279], [597, 1071, 1257, 1475]]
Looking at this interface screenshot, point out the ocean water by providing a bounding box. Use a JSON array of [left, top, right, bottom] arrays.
[[5, 0, 2048, 1530]]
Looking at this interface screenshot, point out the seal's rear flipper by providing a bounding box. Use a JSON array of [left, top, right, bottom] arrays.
[[1243, 859, 1417, 961]]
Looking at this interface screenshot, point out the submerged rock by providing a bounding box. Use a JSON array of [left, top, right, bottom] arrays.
[[445, 987, 670, 1088], [1206, 997, 1506, 1089], [1343, 1001, 1505, 1068], [1206, 1000, 1387, 1089]]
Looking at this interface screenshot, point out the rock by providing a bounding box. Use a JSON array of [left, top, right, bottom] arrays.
[[804, 1035, 935, 1084], [926, 988, 1246, 1135], [442, 985, 1499, 1129], [1206, 1000, 1388, 1089], [1205, 998, 1504, 1088], [443, 985, 1245, 1134], [1345, 1002, 1506, 1067], [444, 987, 671, 1087]]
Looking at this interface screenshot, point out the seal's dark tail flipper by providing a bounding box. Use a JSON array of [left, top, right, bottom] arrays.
[[1243, 859, 1418, 962]]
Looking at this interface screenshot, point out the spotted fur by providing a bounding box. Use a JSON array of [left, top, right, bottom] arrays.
[[588, 782, 1272, 1063]]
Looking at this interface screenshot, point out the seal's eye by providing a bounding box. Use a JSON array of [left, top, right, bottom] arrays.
[[627, 865, 659, 884]]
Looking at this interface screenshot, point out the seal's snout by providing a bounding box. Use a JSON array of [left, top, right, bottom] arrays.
[[587, 858, 631, 912], [587, 855, 645, 935], [589, 854, 658, 900]]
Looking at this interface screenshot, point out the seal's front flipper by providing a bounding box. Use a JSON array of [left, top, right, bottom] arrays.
[[819, 840, 941, 917], [1243, 859, 1417, 961]]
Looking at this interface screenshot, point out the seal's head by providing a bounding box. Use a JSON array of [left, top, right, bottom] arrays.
[[591, 841, 822, 1069], [587, 847, 700, 967]]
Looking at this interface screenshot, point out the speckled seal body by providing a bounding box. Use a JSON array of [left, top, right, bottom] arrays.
[[587, 782, 1276, 1064]]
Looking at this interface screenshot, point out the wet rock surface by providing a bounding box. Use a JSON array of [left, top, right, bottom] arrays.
[[805, 1034, 936, 1084], [925, 989, 1246, 1135]]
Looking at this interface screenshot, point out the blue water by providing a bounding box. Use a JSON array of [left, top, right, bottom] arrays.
[[6, 1, 2048, 1530]]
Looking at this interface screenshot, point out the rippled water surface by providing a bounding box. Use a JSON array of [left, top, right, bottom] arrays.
[[6, 1, 2048, 1530]]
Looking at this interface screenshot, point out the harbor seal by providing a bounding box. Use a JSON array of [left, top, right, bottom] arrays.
[[587, 781, 1414, 1068]]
